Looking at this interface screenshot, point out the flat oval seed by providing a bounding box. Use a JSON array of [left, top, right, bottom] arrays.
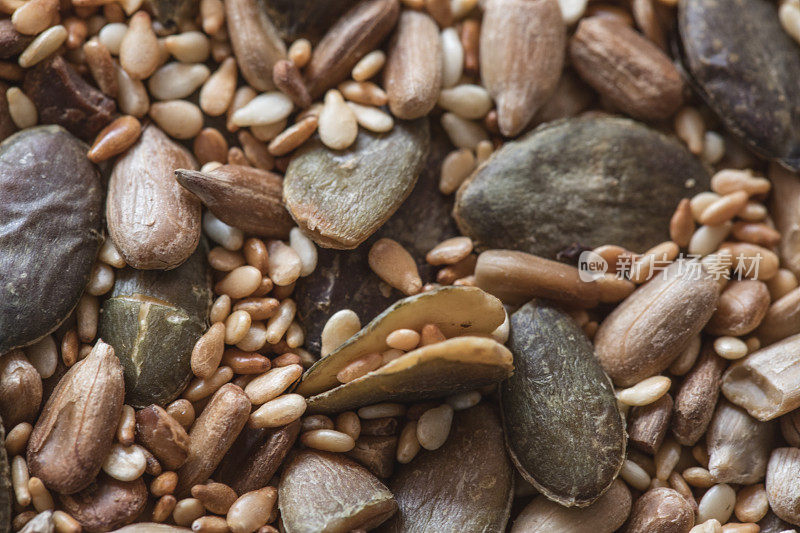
[[164, 31, 210, 63], [347, 102, 394, 133], [224, 310, 251, 345], [620, 458, 651, 491], [249, 394, 307, 428], [98, 23, 127, 55], [699, 191, 750, 226], [119, 11, 159, 79], [617, 376, 672, 406], [320, 309, 361, 358], [149, 100, 204, 140], [358, 402, 406, 419], [200, 57, 238, 117], [192, 323, 226, 378], [18, 25, 67, 68], [266, 240, 302, 286], [300, 429, 356, 452], [386, 329, 420, 351], [438, 84, 493, 119], [336, 352, 382, 384], [441, 112, 488, 150], [226, 488, 276, 533], [6, 87, 36, 128], [426, 236, 474, 265], [24, 335, 57, 379], [85, 262, 115, 295], [352, 50, 386, 82], [440, 27, 464, 88], [215, 266, 262, 298], [289, 227, 318, 277], [101, 443, 147, 481], [713, 336, 748, 360], [148, 63, 210, 100], [368, 238, 422, 295], [416, 404, 454, 450], [245, 364, 303, 405], [88, 115, 142, 163], [232, 92, 293, 127], [698, 483, 736, 524]]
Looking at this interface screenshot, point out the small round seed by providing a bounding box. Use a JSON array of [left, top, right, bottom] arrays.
[[287, 38, 311, 67], [338, 80, 388, 106], [352, 49, 386, 82], [688, 223, 733, 257], [192, 516, 229, 533], [347, 101, 394, 133], [289, 228, 318, 278], [335, 411, 361, 441], [438, 84, 492, 120], [215, 266, 262, 299], [148, 62, 210, 100], [86, 261, 115, 295], [149, 100, 204, 139], [711, 169, 771, 196], [232, 91, 294, 127], [250, 394, 307, 428], [441, 112, 488, 149], [52, 510, 81, 533], [617, 376, 672, 406], [191, 482, 237, 515], [5, 423, 32, 457], [11, 456, 30, 507], [683, 467, 716, 488], [153, 495, 177, 523], [620, 458, 651, 491], [397, 420, 421, 464], [440, 27, 464, 88], [675, 106, 705, 154], [173, 498, 205, 527], [416, 404, 454, 450], [236, 321, 269, 352], [24, 335, 57, 379], [151, 471, 178, 497], [182, 366, 233, 402], [226, 488, 277, 533], [166, 399, 195, 429], [210, 294, 232, 324], [445, 390, 481, 410], [164, 31, 210, 63], [102, 443, 147, 481], [698, 191, 749, 226]]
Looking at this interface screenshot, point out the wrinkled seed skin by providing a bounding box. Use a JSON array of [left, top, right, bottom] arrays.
[[284, 118, 429, 249], [595, 260, 719, 387], [706, 280, 770, 336], [106, 125, 201, 271], [624, 488, 695, 533], [59, 475, 147, 533], [99, 245, 211, 408], [214, 420, 301, 495], [0, 126, 103, 355], [346, 435, 397, 478], [454, 116, 709, 258], [295, 125, 457, 354], [279, 450, 397, 533], [382, 403, 513, 532], [27, 342, 125, 495], [680, 0, 800, 170], [501, 300, 625, 507]]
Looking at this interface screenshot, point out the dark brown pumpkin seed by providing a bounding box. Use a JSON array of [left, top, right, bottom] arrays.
[[0, 126, 103, 354], [453, 116, 709, 257], [501, 300, 625, 507]]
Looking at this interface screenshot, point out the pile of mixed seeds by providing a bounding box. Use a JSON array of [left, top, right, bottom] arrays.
[[3, 0, 800, 531]]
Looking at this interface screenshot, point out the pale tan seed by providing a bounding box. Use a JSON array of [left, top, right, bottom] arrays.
[[690, 520, 723, 533], [61, 329, 78, 368], [675, 106, 705, 154], [200, 0, 225, 35], [115, 63, 150, 117], [268, 115, 318, 156], [245, 364, 303, 405], [688, 222, 733, 257], [738, 201, 767, 222], [116, 404, 136, 445], [287, 39, 311, 68], [235, 321, 268, 352], [18, 24, 66, 67], [438, 84, 493, 120], [629, 241, 680, 284], [6, 87, 36, 128], [148, 62, 210, 101], [98, 22, 127, 55], [420, 323, 446, 345], [11, 456, 30, 507], [439, 148, 476, 195], [76, 293, 99, 343], [683, 466, 715, 488], [441, 112, 488, 150], [153, 495, 177, 523], [445, 390, 481, 410], [713, 336, 748, 360], [224, 310, 251, 345], [368, 238, 422, 296], [357, 402, 407, 419], [232, 91, 294, 127], [24, 335, 57, 379], [320, 310, 361, 358], [352, 49, 386, 82], [347, 101, 394, 133], [102, 443, 147, 481], [99, 238, 126, 268], [654, 437, 681, 480], [192, 516, 229, 533], [698, 191, 749, 226], [265, 299, 296, 344], [266, 240, 302, 287], [336, 352, 382, 384], [149, 100, 204, 140], [386, 329, 420, 351], [5, 423, 32, 457], [334, 411, 361, 441], [734, 484, 768, 523], [208, 247, 245, 272], [197, 56, 237, 117], [164, 31, 210, 63], [86, 261, 115, 295], [119, 11, 158, 79], [318, 89, 358, 150], [300, 429, 356, 452], [620, 458, 651, 491], [711, 169, 771, 196], [52, 511, 81, 533], [192, 323, 226, 378], [440, 27, 464, 88], [226, 86, 256, 132], [289, 228, 317, 277], [416, 404, 454, 450], [767, 269, 798, 301], [250, 119, 287, 142], [617, 376, 671, 406], [338, 80, 388, 106], [12, 0, 58, 35], [285, 321, 304, 348], [690, 191, 722, 221], [227, 488, 277, 533], [697, 483, 736, 524], [173, 498, 205, 527], [182, 366, 233, 402], [397, 420, 420, 464], [249, 393, 307, 428], [215, 266, 262, 298], [28, 477, 54, 512]]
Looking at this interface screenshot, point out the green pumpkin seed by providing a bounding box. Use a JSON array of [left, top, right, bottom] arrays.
[[501, 300, 626, 507], [453, 116, 709, 257], [99, 245, 211, 408], [0, 126, 103, 354], [296, 286, 506, 398], [284, 118, 429, 249], [382, 403, 513, 532]]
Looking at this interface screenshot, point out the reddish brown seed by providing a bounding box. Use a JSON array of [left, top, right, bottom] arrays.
[[63, 17, 87, 50], [272, 59, 311, 108], [670, 198, 695, 248], [87, 115, 142, 163], [460, 19, 480, 77], [238, 130, 274, 171], [193, 127, 229, 166], [83, 38, 118, 97], [425, 0, 453, 27], [221, 349, 271, 374]]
